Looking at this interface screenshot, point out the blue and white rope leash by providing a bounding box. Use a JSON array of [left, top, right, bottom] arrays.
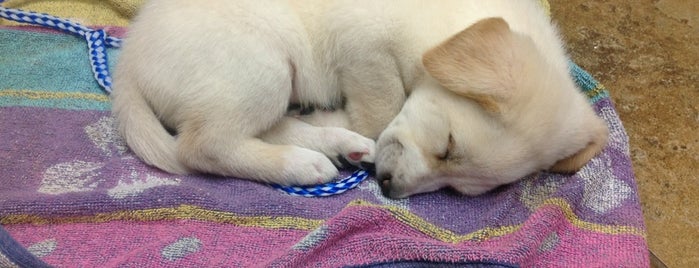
[[272, 170, 369, 197], [0, 1, 368, 197]]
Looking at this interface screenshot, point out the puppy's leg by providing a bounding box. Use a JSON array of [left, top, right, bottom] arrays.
[[168, 30, 340, 185], [339, 55, 407, 139], [178, 119, 339, 185], [261, 116, 375, 170]]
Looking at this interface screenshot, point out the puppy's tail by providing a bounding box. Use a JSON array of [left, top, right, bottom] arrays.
[[111, 83, 189, 174]]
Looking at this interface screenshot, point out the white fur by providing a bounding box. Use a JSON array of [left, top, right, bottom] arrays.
[[113, 0, 607, 194]]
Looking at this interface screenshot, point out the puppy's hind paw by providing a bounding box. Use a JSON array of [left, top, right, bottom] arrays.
[[282, 148, 339, 185]]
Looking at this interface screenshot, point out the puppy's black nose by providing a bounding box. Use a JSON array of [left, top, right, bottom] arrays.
[[378, 173, 392, 197], [360, 161, 376, 175]]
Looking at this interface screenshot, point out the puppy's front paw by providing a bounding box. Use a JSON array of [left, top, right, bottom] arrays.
[[282, 148, 339, 185], [322, 128, 376, 169]]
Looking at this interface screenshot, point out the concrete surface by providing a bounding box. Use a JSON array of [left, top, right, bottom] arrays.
[[549, 1, 698, 267]]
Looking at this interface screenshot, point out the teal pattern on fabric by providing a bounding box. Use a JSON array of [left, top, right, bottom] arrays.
[[0, 29, 119, 94], [0, 2, 120, 92], [0, 29, 115, 111]]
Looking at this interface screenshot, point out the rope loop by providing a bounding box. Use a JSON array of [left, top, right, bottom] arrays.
[[271, 170, 369, 197]]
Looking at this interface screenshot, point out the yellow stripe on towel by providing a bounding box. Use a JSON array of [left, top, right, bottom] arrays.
[[0, 89, 111, 110], [0, 0, 142, 26], [0, 89, 109, 102]]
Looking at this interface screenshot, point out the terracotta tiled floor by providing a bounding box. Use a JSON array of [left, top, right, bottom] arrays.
[[549, 1, 698, 267]]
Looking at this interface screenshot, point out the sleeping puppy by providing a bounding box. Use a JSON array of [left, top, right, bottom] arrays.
[[354, 2, 610, 198], [297, 0, 608, 198], [113, 0, 608, 197]]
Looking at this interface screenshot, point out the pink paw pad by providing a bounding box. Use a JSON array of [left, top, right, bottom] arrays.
[[348, 152, 365, 162]]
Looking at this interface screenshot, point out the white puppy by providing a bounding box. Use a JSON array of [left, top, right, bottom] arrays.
[[113, 0, 608, 196]]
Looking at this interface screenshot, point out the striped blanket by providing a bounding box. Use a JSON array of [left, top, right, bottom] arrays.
[[0, 1, 649, 267]]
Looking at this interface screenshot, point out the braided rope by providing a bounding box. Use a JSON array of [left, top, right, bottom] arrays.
[[85, 30, 113, 92], [0, 2, 369, 197], [271, 170, 369, 197]]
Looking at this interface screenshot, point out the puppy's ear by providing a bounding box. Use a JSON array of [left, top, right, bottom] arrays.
[[422, 17, 515, 113], [549, 118, 609, 173]]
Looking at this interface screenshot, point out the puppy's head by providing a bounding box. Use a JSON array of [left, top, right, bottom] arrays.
[[376, 18, 608, 199]]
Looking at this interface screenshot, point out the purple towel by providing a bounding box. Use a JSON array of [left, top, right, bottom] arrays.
[[0, 26, 648, 267]]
